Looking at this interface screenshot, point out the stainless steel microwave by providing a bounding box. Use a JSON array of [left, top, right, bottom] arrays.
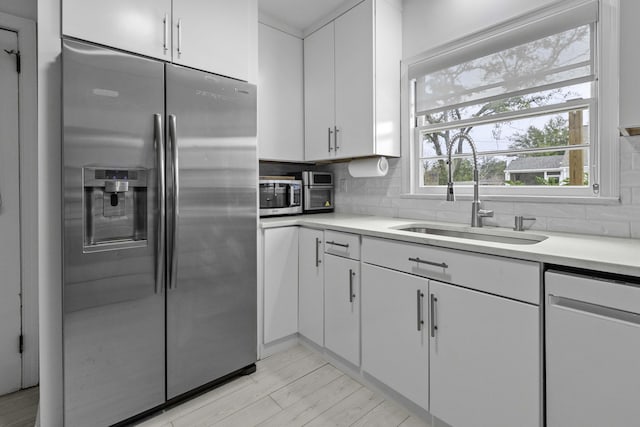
[[302, 171, 334, 213], [259, 178, 303, 217]]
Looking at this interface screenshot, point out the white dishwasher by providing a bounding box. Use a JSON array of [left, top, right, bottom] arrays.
[[546, 270, 640, 427]]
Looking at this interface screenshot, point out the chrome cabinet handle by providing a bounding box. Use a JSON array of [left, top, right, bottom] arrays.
[[408, 257, 448, 269], [163, 14, 169, 53], [315, 237, 322, 267], [417, 289, 424, 331], [168, 114, 179, 289], [430, 294, 438, 338], [154, 114, 165, 294], [349, 269, 356, 303], [326, 240, 349, 248], [328, 127, 333, 152], [334, 126, 339, 151], [177, 19, 183, 55]]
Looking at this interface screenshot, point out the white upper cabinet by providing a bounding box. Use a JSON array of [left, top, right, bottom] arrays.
[[62, 0, 172, 61], [620, 0, 640, 130], [258, 24, 304, 161], [62, 0, 251, 80], [333, 0, 374, 159], [304, 22, 336, 161], [303, 0, 401, 161], [172, 0, 250, 81]]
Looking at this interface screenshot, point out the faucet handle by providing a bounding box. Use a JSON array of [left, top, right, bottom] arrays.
[[514, 215, 536, 231]]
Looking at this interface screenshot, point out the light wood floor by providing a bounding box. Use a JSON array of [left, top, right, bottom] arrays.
[[0, 386, 38, 427], [136, 344, 432, 427]]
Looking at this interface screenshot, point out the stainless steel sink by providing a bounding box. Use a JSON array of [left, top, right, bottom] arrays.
[[396, 225, 548, 245]]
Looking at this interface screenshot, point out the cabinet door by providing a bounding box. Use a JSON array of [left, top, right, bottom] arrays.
[[334, 0, 374, 159], [298, 228, 324, 346], [304, 23, 335, 161], [546, 271, 640, 427], [63, 0, 172, 61], [429, 280, 540, 427], [324, 254, 359, 366], [620, 0, 640, 129], [263, 227, 298, 344], [361, 264, 429, 410], [258, 24, 304, 161], [172, 0, 250, 80]]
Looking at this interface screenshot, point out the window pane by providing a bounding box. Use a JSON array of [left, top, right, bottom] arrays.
[[416, 82, 591, 125], [420, 109, 590, 158], [415, 25, 592, 113], [420, 148, 589, 187]]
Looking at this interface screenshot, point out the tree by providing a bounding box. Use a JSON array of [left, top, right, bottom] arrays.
[[508, 115, 568, 155], [480, 158, 507, 184]]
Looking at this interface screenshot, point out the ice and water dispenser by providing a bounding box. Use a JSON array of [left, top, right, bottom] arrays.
[[82, 167, 148, 252]]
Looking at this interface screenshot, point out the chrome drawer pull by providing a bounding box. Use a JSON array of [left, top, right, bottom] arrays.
[[408, 257, 448, 269], [326, 240, 349, 248]]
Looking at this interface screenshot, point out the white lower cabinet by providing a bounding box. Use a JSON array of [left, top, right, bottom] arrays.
[[262, 226, 543, 425], [546, 271, 640, 427], [324, 253, 360, 366], [361, 264, 429, 410], [263, 227, 298, 344], [429, 280, 540, 427], [298, 228, 324, 346]]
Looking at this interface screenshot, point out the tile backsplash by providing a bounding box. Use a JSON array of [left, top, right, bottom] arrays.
[[327, 137, 640, 239]]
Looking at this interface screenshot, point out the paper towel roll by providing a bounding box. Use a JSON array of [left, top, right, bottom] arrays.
[[348, 157, 389, 178]]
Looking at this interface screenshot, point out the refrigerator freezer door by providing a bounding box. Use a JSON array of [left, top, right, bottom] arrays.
[[62, 40, 166, 427], [165, 64, 257, 399]]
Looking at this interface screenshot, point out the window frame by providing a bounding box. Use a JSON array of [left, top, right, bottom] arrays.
[[400, 0, 620, 203]]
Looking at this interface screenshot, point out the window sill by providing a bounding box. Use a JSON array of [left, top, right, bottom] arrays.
[[400, 193, 621, 205]]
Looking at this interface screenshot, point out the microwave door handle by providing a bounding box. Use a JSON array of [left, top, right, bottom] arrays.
[[289, 185, 294, 207]]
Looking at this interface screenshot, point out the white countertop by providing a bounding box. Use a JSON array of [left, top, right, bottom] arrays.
[[260, 213, 640, 278]]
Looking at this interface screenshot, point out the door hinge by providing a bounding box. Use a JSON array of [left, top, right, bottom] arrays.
[[19, 334, 24, 354], [4, 49, 21, 74]]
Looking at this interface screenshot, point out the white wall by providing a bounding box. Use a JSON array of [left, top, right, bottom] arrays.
[[331, 0, 640, 239], [0, 0, 36, 21], [37, 0, 64, 422]]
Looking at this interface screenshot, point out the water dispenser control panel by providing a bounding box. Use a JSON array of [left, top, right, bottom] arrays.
[[83, 167, 148, 252]]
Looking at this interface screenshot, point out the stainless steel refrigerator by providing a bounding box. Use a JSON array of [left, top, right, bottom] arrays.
[[62, 39, 257, 427]]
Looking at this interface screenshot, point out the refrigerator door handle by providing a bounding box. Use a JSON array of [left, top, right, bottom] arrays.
[[168, 114, 180, 289], [154, 114, 166, 294]]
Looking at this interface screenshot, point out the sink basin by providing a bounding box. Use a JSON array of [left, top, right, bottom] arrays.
[[395, 224, 548, 245]]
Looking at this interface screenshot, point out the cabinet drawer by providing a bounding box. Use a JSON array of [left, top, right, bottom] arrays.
[[362, 237, 540, 304], [324, 230, 361, 260]]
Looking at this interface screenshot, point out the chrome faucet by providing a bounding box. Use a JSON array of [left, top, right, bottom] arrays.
[[445, 132, 494, 227]]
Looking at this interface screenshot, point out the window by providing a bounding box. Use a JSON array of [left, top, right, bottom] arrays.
[[405, 0, 619, 200]]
